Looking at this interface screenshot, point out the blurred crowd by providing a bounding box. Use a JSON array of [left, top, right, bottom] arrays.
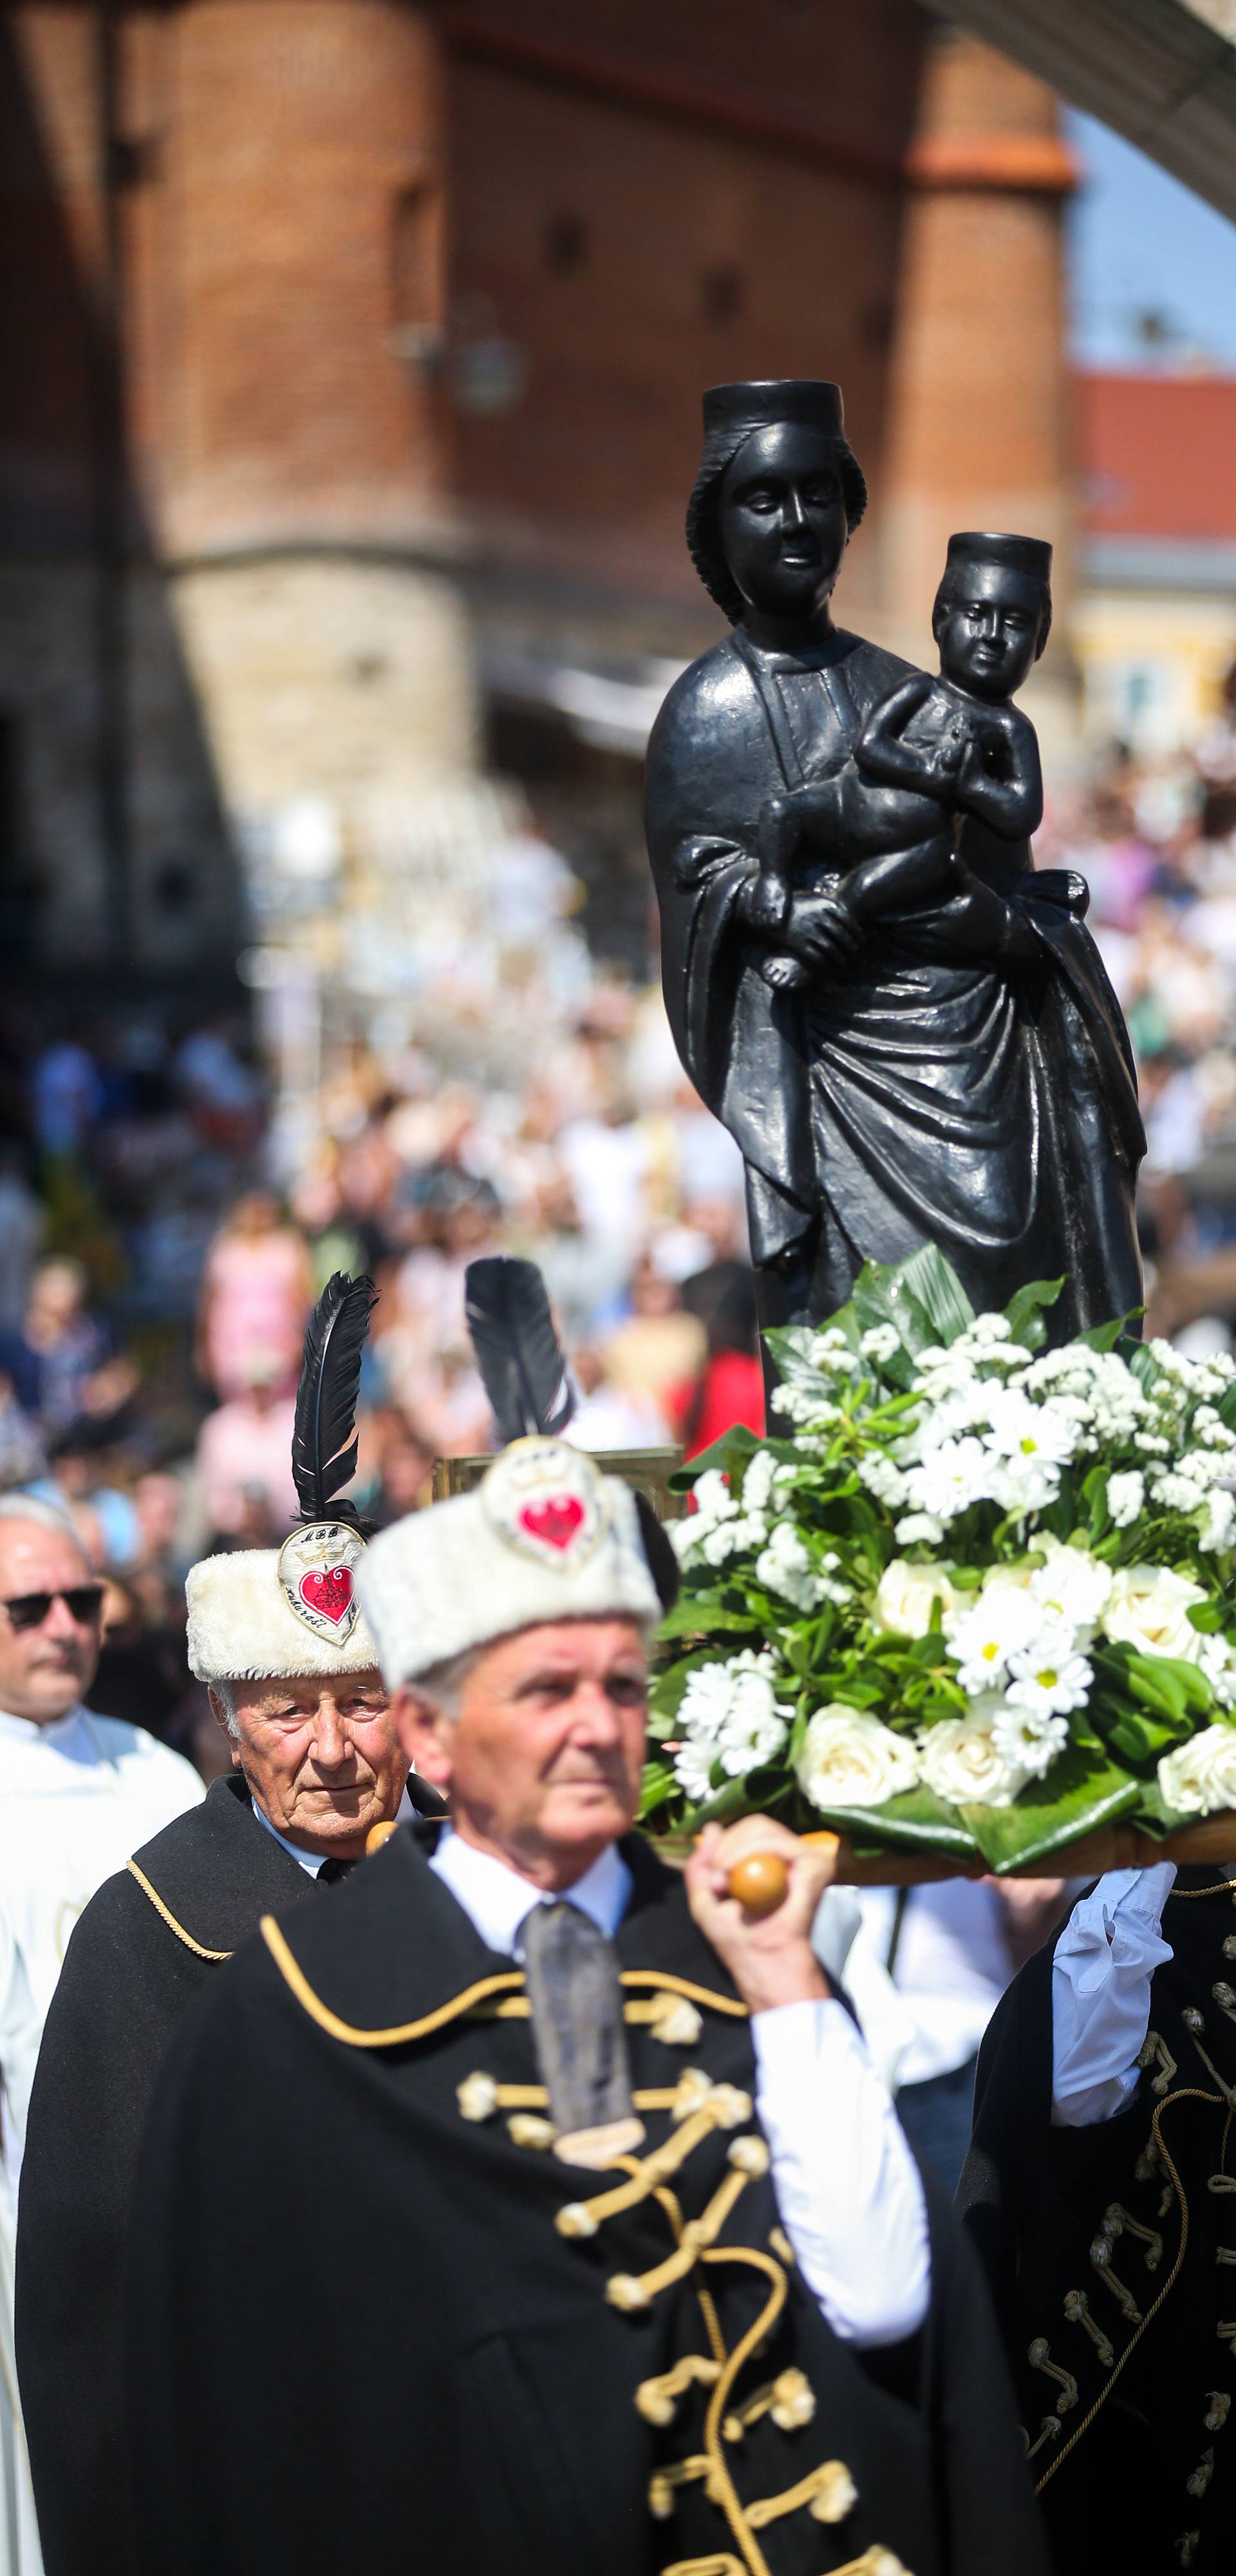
[[6, 685, 1236, 1791]]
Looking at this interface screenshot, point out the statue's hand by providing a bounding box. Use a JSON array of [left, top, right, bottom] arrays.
[[782, 888, 863, 977]]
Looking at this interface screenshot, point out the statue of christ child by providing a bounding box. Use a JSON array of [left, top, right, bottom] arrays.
[[754, 531, 1052, 989]]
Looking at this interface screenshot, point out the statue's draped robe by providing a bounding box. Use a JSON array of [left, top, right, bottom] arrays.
[[646, 627, 1144, 1331]]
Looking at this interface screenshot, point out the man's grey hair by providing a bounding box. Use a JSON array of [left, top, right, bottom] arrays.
[[209, 1678, 241, 1741], [404, 1645, 484, 1725], [0, 1493, 91, 1557]]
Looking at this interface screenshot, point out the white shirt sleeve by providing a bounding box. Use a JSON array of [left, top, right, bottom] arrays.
[[1051, 1863, 1176, 2130], [752, 1997, 931, 2347]]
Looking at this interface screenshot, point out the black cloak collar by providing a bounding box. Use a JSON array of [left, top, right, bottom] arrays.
[[257, 1819, 748, 2044], [127, 1771, 314, 1957]]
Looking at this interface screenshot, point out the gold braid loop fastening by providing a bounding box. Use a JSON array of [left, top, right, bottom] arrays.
[[1139, 2032, 1179, 2098], [1186, 2447, 1215, 2499], [457, 2073, 548, 2122], [662, 2558, 908, 2576], [635, 2353, 723, 2426], [722, 2367, 815, 2441], [1101, 2202, 1164, 2272], [1027, 2340, 1078, 2414], [1089, 2223, 1141, 2324], [661, 2558, 745, 2575], [744, 2459, 859, 2530], [606, 2144, 769, 2313], [1038, 2088, 1217, 2497], [649, 2456, 716, 2519], [555, 2076, 752, 2240], [1062, 2291, 1114, 2369], [1204, 2390, 1231, 2430]]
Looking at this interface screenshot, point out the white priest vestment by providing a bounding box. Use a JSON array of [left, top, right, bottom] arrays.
[[0, 1706, 201, 2576]]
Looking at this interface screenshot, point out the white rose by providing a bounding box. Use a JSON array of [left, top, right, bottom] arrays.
[[1103, 1564, 1208, 1663], [795, 1705, 919, 1812], [872, 1557, 960, 1638], [917, 1707, 1029, 1808], [1158, 1723, 1236, 1817]]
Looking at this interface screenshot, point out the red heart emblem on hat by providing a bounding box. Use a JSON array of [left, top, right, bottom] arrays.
[[519, 1495, 585, 1553], [299, 1565, 354, 1624]]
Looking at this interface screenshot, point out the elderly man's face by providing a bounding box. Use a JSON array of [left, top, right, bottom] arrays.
[[212, 1672, 407, 1857], [0, 1520, 102, 1724], [397, 1618, 648, 1891]]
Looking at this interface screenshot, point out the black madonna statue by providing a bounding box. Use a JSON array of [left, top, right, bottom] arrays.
[[644, 379, 1145, 1361]]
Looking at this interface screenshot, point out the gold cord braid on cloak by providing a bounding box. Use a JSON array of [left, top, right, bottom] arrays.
[[259, 1918, 900, 2572], [1035, 2088, 1215, 2491], [127, 1861, 234, 1962]]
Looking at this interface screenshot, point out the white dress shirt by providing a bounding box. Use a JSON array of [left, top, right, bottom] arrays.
[[252, 1783, 418, 1879], [856, 1880, 1015, 2086], [1051, 1864, 1178, 2127], [429, 1826, 930, 2348]]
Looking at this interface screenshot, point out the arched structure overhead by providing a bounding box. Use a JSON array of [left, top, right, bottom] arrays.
[[941, 0, 1236, 218]]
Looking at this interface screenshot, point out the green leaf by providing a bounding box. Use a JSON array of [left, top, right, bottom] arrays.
[[794, 1782, 978, 1861], [960, 1745, 1141, 1873], [1002, 1277, 1065, 1352], [1188, 1599, 1228, 1634], [669, 1424, 762, 1489], [886, 1244, 977, 1350], [638, 1761, 678, 1821], [655, 1598, 762, 1643]]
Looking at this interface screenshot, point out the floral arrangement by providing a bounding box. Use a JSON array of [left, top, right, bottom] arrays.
[[644, 1247, 1236, 1872]]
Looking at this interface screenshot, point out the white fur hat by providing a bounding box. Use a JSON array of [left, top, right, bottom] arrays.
[[356, 1438, 662, 1686], [186, 1530, 382, 1683]]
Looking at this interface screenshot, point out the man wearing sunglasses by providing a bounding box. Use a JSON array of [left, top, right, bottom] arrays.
[[14, 1505, 426, 2576], [0, 1495, 202, 2576]]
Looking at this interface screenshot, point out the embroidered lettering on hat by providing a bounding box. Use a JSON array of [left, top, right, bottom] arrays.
[[481, 1437, 609, 1570], [277, 1523, 366, 1645]]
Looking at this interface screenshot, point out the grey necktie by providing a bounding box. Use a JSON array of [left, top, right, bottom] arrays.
[[521, 1899, 644, 2170]]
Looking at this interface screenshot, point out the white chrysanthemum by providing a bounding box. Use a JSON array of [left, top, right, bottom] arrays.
[[1004, 1623, 1092, 1718], [946, 1587, 1046, 1694], [1107, 1470, 1145, 1530], [675, 1651, 791, 1783], [795, 1705, 919, 1811], [983, 1388, 1078, 1469], [1103, 1565, 1208, 1664], [872, 1558, 960, 1638], [917, 1707, 1029, 1808], [903, 1436, 994, 1522], [989, 1701, 1070, 1779], [1158, 1723, 1236, 1817], [1029, 1537, 1113, 1631], [672, 1739, 718, 1801]]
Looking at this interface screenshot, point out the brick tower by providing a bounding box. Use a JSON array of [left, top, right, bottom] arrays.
[[877, 24, 1076, 681]]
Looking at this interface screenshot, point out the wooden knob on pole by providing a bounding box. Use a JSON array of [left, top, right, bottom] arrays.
[[727, 1852, 791, 1917], [365, 1819, 400, 1858]]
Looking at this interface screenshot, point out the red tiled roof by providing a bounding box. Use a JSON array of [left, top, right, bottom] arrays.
[[1080, 370, 1236, 541]]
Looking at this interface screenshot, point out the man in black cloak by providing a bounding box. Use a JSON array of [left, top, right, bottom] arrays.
[[644, 380, 1144, 1358], [958, 1859, 1236, 2572], [123, 1434, 1049, 2576], [15, 1281, 431, 2576]]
